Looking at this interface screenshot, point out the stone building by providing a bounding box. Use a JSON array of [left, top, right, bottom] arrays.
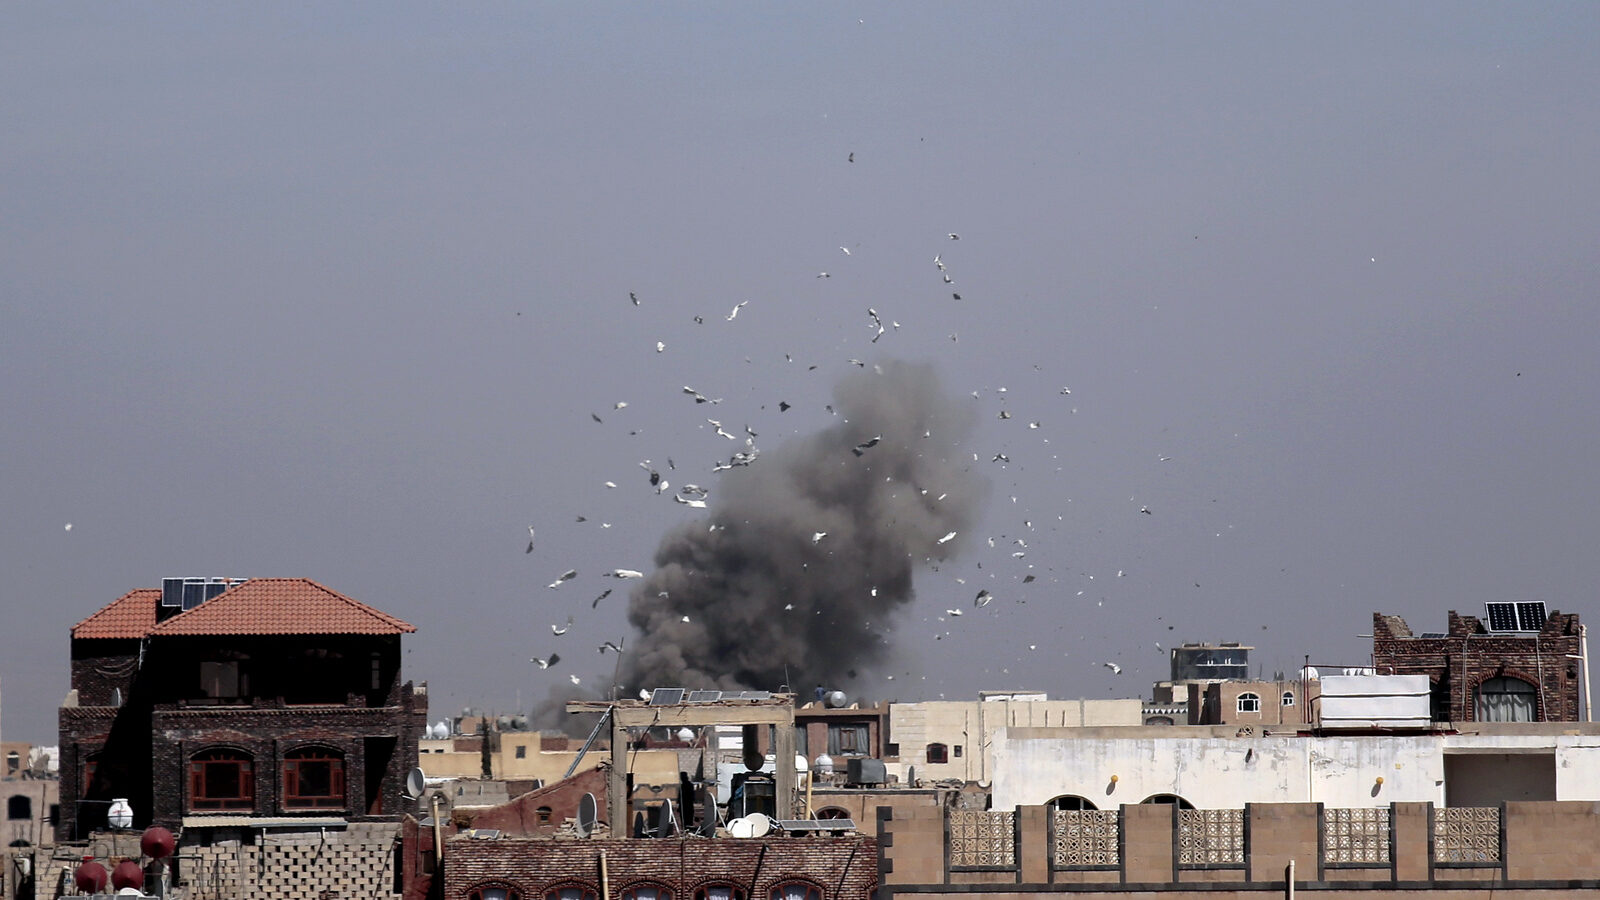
[[58, 577, 427, 840], [1373, 605, 1583, 722]]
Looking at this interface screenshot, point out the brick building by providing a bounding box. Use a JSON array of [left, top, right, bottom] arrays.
[[1372, 606, 1583, 723], [58, 578, 427, 839]]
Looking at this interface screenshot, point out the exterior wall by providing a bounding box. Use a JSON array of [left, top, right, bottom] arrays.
[[444, 835, 876, 900], [1191, 679, 1318, 726], [0, 777, 58, 849], [991, 727, 1600, 811], [809, 788, 944, 823], [881, 800, 1600, 896], [418, 738, 681, 786], [452, 766, 608, 836], [1373, 610, 1583, 722], [888, 699, 1143, 784]]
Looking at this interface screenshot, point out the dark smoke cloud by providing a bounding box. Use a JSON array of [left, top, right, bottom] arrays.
[[619, 361, 986, 694]]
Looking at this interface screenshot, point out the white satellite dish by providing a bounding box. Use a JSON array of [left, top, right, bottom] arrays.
[[656, 799, 676, 838], [404, 767, 426, 800], [727, 817, 753, 838], [746, 812, 771, 837], [575, 792, 598, 838]]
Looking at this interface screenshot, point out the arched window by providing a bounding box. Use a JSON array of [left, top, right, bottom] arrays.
[[1477, 677, 1537, 722], [1281, 691, 1295, 707], [1236, 693, 1261, 714], [694, 886, 745, 900], [535, 806, 553, 825], [1140, 794, 1194, 809], [816, 807, 851, 820], [7, 796, 31, 820], [769, 883, 822, 900], [1144, 716, 1174, 726], [467, 886, 521, 900], [1048, 795, 1097, 811], [4, 752, 18, 775], [282, 747, 345, 809], [545, 886, 599, 900], [189, 748, 254, 811], [925, 743, 948, 764], [619, 884, 672, 900]]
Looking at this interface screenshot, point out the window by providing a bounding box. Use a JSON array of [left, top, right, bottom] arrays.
[[7, 796, 31, 820], [1477, 677, 1537, 722], [283, 747, 345, 809], [4, 752, 18, 776], [1140, 794, 1195, 809], [371, 654, 383, 691], [467, 886, 520, 900], [1144, 716, 1175, 726], [82, 756, 101, 799], [545, 887, 598, 900], [189, 749, 255, 811], [884, 742, 899, 757], [199, 660, 244, 699], [769, 884, 822, 900], [953, 745, 963, 758], [619, 884, 671, 900], [1237, 693, 1261, 714], [515, 745, 527, 759], [828, 723, 868, 756], [536, 806, 552, 825], [1281, 691, 1295, 707], [694, 887, 745, 900], [1049, 795, 1097, 811], [816, 807, 851, 820], [925, 743, 948, 764]]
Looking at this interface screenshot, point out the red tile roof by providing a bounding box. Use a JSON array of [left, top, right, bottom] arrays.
[[72, 589, 161, 639], [149, 578, 415, 636], [71, 579, 414, 640]]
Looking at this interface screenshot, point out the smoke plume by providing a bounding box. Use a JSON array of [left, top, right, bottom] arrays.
[[619, 361, 985, 694]]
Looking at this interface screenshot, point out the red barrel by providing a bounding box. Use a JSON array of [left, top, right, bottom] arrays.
[[110, 860, 144, 891], [73, 859, 107, 893], [139, 826, 175, 860]]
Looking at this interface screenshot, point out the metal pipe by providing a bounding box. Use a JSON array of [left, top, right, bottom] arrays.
[[599, 849, 609, 900], [1584, 623, 1593, 723], [430, 793, 445, 869], [1285, 859, 1295, 899]]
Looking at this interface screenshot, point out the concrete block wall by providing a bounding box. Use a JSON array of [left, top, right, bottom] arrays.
[[180, 839, 398, 900]]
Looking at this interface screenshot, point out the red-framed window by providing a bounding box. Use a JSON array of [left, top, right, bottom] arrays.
[[189, 749, 254, 811], [283, 747, 346, 810], [619, 884, 671, 900], [467, 885, 521, 900], [694, 886, 745, 900], [545, 886, 599, 900]]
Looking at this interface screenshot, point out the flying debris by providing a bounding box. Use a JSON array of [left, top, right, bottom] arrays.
[[599, 640, 624, 654], [975, 589, 992, 607], [630, 292, 640, 306], [948, 233, 960, 240], [673, 495, 708, 508], [656, 341, 666, 353], [591, 413, 603, 423], [851, 435, 882, 456], [943, 273, 953, 284], [531, 653, 561, 669], [526, 526, 536, 554], [1022, 574, 1036, 584], [840, 247, 851, 256], [682, 386, 722, 405], [1103, 662, 1122, 675], [606, 569, 645, 579], [726, 300, 749, 321], [569, 674, 581, 685], [614, 401, 629, 410], [997, 410, 1011, 419], [867, 308, 886, 343], [604, 481, 617, 488], [680, 615, 691, 623], [937, 531, 958, 544], [547, 569, 578, 589], [944, 608, 964, 617], [1139, 506, 1152, 515], [552, 616, 573, 636], [952, 292, 961, 300], [709, 419, 737, 440], [848, 152, 854, 163], [592, 589, 612, 608], [816, 272, 830, 279], [992, 452, 1009, 463], [64, 523, 72, 531], [779, 401, 791, 412], [811, 532, 827, 543], [1060, 387, 1072, 395]]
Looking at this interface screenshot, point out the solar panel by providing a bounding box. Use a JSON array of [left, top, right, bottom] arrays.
[[1516, 601, 1548, 632], [162, 578, 184, 608], [685, 690, 722, 703], [648, 688, 685, 706], [777, 819, 856, 833], [1485, 602, 1520, 632], [737, 690, 772, 701]]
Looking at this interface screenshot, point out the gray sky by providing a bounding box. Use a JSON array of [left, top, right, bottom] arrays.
[[4, 4, 1598, 742]]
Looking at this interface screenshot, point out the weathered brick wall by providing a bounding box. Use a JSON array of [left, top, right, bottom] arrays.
[[1373, 611, 1581, 722], [444, 835, 877, 900]]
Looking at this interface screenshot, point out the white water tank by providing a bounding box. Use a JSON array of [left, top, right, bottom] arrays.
[[814, 753, 835, 775]]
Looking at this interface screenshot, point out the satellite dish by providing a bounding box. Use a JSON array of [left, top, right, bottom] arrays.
[[404, 767, 425, 800], [656, 799, 676, 838], [746, 812, 771, 837], [575, 792, 597, 838], [727, 817, 753, 838]]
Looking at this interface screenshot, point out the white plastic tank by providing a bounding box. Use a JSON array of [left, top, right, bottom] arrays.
[[814, 753, 835, 776]]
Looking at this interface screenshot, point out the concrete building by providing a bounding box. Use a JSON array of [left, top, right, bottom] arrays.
[[989, 721, 1600, 811], [58, 578, 427, 839], [1373, 606, 1585, 722], [887, 693, 1143, 784], [1185, 677, 1320, 726]]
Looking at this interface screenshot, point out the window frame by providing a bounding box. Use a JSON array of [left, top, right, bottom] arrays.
[[466, 884, 521, 900], [1236, 692, 1261, 714], [618, 882, 673, 900], [543, 885, 600, 900], [692, 885, 746, 900], [1281, 691, 1295, 707], [769, 883, 823, 900], [925, 743, 948, 764], [281, 746, 346, 810], [189, 748, 255, 812]]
